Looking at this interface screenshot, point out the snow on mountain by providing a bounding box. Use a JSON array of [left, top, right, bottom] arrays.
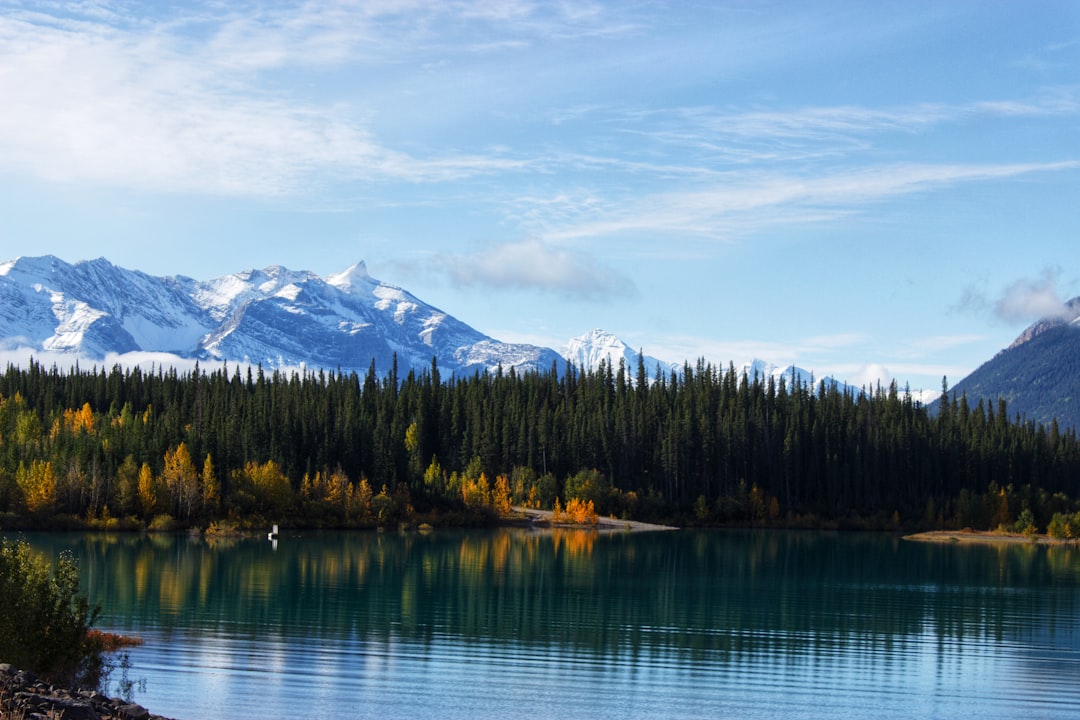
[[935, 297, 1080, 429], [0, 254, 913, 397], [561, 329, 679, 380], [559, 330, 863, 395], [738, 359, 878, 397], [739, 359, 824, 389], [0, 255, 564, 377], [1003, 297, 1080, 353]]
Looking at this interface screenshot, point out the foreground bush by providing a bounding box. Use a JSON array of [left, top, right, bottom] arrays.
[[0, 538, 102, 687]]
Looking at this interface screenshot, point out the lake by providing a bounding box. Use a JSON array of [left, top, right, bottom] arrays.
[[14, 528, 1080, 720]]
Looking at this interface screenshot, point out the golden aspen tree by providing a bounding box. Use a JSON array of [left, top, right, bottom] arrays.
[[201, 454, 219, 516], [162, 443, 198, 521], [16, 459, 56, 514], [327, 467, 349, 506], [240, 460, 292, 515], [564, 498, 598, 525], [68, 402, 95, 434], [137, 463, 157, 519], [352, 477, 373, 520], [492, 474, 512, 516]]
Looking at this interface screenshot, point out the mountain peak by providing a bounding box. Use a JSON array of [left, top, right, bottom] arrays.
[[326, 261, 371, 294], [562, 329, 676, 380], [0, 254, 565, 378], [1004, 296, 1080, 352], [0, 254, 69, 279]]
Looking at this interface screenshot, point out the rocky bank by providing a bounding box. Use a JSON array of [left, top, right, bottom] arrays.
[[0, 663, 172, 720]]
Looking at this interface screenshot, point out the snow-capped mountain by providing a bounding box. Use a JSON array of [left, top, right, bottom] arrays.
[[0, 255, 565, 377], [560, 330, 864, 395], [0, 254, 907, 398], [938, 297, 1080, 429], [737, 359, 863, 395], [740, 359, 818, 389], [561, 329, 679, 380]]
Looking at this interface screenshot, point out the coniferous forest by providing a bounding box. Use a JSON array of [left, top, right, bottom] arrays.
[[1, 357, 1079, 532]]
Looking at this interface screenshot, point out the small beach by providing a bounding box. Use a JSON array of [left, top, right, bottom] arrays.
[[903, 530, 1076, 545], [513, 507, 679, 532]]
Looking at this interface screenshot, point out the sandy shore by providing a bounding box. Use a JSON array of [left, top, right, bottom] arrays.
[[511, 507, 678, 532], [903, 529, 1075, 545]]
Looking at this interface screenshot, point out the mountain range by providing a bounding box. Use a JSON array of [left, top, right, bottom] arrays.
[[0, 255, 866, 392], [0, 255, 566, 377], [2, 256, 1073, 429], [941, 298, 1080, 430]]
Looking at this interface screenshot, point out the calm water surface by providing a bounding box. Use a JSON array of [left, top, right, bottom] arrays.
[[16, 529, 1080, 720]]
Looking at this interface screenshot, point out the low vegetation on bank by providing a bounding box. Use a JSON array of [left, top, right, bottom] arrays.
[[0, 538, 104, 687]]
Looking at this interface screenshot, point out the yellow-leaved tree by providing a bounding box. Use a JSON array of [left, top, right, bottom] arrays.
[[492, 474, 512, 517], [233, 460, 292, 517], [137, 463, 158, 519], [162, 443, 198, 521], [201, 454, 219, 517], [16, 459, 56, 514]]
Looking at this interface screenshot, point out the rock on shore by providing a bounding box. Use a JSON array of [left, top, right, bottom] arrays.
[[0, 663, 173, 720]]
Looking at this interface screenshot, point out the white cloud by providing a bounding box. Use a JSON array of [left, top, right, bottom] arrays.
[[433, 239, 633, 299], [995, 269, 1071, 323], [0, 4, 533, 197]]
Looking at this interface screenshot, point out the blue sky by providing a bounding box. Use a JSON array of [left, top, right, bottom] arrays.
[[1, 1, 1078, 393]]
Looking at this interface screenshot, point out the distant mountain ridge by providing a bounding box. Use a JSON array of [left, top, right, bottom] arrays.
[[941, 298, 1080, 430], [561, 329, 679, 379], [1, 255, 882, 396], [0, 255, 565, 377]]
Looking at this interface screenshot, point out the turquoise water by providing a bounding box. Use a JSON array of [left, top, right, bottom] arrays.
[[17, 529, 1080, 720]]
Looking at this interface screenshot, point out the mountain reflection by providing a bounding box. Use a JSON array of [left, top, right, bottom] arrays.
[[20, 529, 1080, 662]]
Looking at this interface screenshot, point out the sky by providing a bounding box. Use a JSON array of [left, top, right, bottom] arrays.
[[1, 1, 1078, 394]]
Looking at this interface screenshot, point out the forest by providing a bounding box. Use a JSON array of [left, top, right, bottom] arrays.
[[1, 356, 1079, 533]]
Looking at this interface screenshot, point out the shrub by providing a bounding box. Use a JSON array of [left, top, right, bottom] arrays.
[[148, 513, 176, 532], [1013, 508, 1037, 537], [550, 497, 598, 525], [0, 538, 102, 687], [1048, 513, 1069, 540]]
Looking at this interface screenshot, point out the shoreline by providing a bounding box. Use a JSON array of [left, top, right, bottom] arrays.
[[0, 663, 172, 720], [903, 529, 1078, 545], [511, 507, 679, 533]]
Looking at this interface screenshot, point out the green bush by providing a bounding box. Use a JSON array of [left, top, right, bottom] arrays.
[[0, 538, 102, 686]]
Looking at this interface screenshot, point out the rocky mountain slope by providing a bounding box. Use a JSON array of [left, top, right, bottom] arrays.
[[0, 255, 564, 377], [941, 298, 1080, 429]]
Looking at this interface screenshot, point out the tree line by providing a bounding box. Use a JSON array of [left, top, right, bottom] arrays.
[[1, 357, 1078, 531]]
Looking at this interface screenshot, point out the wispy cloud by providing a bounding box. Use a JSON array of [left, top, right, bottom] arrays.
[[611, 90, 1080, 162], [0, 3, 562, 196], [646, 332, 869, 371], [2, 1, 1077, 246], [995, 268, 1072, 323], [901, 334, 990, 355], [540, 161, 1079, 243], [957, 268, 1076, 325], [431, 239, 633, 300]]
